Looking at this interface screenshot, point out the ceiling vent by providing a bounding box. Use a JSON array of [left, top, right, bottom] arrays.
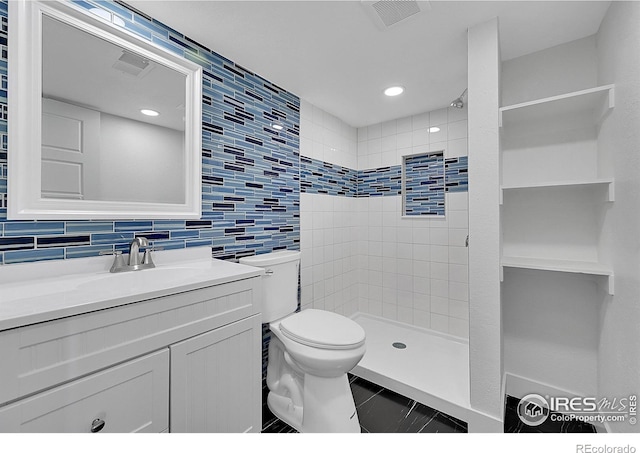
[[362, 1, 430, 30], [112, 50, 153, 78]]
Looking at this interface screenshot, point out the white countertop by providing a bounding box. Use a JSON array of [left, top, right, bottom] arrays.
[[0, 246, 263, 331]]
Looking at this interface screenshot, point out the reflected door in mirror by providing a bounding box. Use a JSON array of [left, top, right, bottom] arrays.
[[41, 98, 100, 200]]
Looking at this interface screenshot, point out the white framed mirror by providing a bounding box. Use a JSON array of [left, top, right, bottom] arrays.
[[8, 0, 202, 219]]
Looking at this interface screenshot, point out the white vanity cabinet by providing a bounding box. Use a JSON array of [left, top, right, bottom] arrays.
[[0, 349, 170, 433], [170, 314, 262, 433], [0, 271, 262, 433]]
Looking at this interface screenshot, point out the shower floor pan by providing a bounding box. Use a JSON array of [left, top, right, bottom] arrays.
[[350, 312, 471, 423]]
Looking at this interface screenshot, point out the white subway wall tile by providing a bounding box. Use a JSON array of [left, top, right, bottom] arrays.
[[381, 120, 397, 137], [430, 108, 448, 126], [431, 296, 449, 315], [412, 129, 429, 146], [413, 309, 431, 329], [367, 123, 381, 139], [446, 191, 468, 210], [449, 300, 470, 320], [412, 112, 430, 130], [448, 317, 469, 338], [448, 119, 468, 140], [413, 293, 430, 312], [430, 313, 449, 334], [396, 116, 413, 134], [447, 105, 468, 122], [397, 306, 413, 325], [397, 131, 413, 149], [446, 138, 468, 158], [357, 127, 368, 142]]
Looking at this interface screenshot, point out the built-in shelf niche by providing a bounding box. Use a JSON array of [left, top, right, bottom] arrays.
[[499, 85, 615, 295], [499, 84, 615, 128], [499, 179, 614, 205], [500, 256, 614, 295], [499, 85, 615, 189]]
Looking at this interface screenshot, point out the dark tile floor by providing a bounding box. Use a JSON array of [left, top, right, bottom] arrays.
[[503, 395, 598, 433], [262, 377, 600, 434], [262, 374, 468, 433]]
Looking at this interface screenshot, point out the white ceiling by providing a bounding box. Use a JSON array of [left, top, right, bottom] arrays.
[[127, 0, 611, 128]]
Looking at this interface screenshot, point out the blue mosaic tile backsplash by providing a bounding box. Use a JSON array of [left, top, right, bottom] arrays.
[[0, 0, 300, 265]]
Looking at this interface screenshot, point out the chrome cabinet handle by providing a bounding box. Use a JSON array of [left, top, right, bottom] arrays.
[[265, 269, 274, 275], [90, 418, 106, 433]]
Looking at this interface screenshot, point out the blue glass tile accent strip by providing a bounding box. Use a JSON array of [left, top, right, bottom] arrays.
[[300, 155, 467, 200], [357, 166, 402, 197], [445, 156, 468, 193], [300, 156, 357, 196], [0, 0, 300, 265], [404, 152, 445, 216]]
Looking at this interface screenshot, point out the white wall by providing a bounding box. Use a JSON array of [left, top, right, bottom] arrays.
[[467, 17, 502, 428], [299, 101, 470, 338], [595, 0, 640, 434], [100, 113, 184, 204], [501, 35, 597, 106], [502, 268, 599, 397]]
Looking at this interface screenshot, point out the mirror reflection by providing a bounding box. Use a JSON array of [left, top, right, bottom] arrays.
[[41, 15, 187, 204]]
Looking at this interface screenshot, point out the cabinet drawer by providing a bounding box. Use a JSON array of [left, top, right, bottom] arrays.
[[0, 349, 169, 433], [0, 276, 261, 404]]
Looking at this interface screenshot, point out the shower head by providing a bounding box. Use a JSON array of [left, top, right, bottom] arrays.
[[450, 88, 467, 108]]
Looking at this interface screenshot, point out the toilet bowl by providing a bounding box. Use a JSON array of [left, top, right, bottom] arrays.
[[239, 251, 366, 433]]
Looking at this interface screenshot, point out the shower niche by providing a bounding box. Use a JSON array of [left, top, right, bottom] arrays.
[[401, 151, 445, 217]]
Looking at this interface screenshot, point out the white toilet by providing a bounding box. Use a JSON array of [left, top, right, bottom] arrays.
[[239, 250, 366, 433]]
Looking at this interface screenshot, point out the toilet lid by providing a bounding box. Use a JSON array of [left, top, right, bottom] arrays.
[[279, 309, 366, 350]]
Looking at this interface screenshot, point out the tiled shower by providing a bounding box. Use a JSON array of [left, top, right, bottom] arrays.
[[300, 101, 470, 338]]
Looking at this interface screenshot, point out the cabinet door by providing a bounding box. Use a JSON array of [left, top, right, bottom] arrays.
[[0, 349, 169, 433], [170, 315, 261, 433]]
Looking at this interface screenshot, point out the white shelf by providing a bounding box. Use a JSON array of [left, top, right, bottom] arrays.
[[501, 256, 614, 295], [499, 85, 615, 128], [500, 179, 614, 204]]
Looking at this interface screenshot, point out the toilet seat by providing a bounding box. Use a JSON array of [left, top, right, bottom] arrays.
[[279, 309, 366, 350]]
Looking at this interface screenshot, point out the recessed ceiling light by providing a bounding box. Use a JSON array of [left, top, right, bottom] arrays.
[[384, 86, 404, 97], [140, 109, 160, 117], [428, 126, 440, 133]]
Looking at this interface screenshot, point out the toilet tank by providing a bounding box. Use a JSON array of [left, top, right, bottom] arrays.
[[239, 250, 301, 323]]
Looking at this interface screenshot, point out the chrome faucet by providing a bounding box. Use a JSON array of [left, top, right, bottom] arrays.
[[128, 236, 148, 266], [100, 236, 161, 273]]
